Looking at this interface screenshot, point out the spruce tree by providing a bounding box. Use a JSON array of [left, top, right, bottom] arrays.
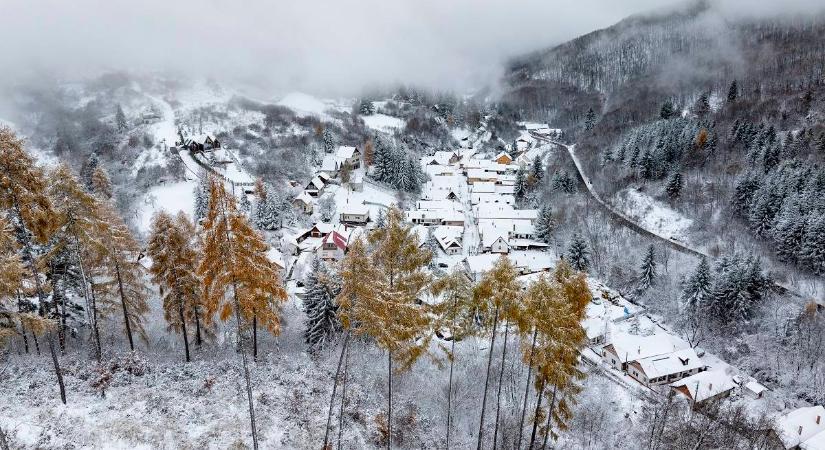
[[322, 129, 336, 153], [514, 167, 527, 201], [660, 100, 676, 120], [566, 234, 590, 272], [115, 105, 127, 132], [800, 214, 825, 275], [534, 205, 555, 244], [303, 257, 341, 352], [666, 172, 683, 200], [90, 166, 113, 199], [584, 108, 596, 131], [239, 193, 251, 216], [637, 245, 657, 291], [80, 152, 99, 192], [193, 172, 210, 223], [530, 155, 544, 182], [727, 80, 738, 104], [680, 257, 711, 309]]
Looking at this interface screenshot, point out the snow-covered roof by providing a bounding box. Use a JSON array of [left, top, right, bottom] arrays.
[[471, 193, 515, 205], [495, 151, 512, 161], [321, 230, 349, 251], [307, 176, 325, 190], [321, 154, 340, 172], [341, 204, 369, 216], [634, 348, 705, 380], [671, 370, 736, 403], [407, 209, 445, 221], [266, 248, 285, 269], [774, 405, 825, 449], [294, 192, 313, 204], [465, 252, 553, 275], [442, 210, 464, 223], [475, 204, 538, 221], [471, 182, 496, 194], [335, 145, 358, 159], [744, 380, 768, 396], [416, 199, 463, 211], [604, 333, 686, 363], [467, 169, 498, 180]]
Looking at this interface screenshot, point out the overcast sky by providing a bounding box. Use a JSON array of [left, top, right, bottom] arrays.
[[1, 0, 823, 96]]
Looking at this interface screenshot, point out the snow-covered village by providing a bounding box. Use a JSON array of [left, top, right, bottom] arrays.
[[2, 1, 825, 449]]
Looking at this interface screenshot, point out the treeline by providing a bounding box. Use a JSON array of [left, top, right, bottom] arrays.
[[306, 208, 592, 449]]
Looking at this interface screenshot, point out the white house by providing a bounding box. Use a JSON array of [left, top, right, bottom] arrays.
[[467, 169, 499, 184], [293, 192, 314, 214], [743, 380, 769, 399], [671, 370, 737, 407], [627, 348, 706, 387], [772, 405, 825, 449], [335, 146, 361, 169], [320, 154, 341, 176], [305, 176, 325, 197], [317, 230, 349, 261], [600, 334, 685, 371], [340, 204, 369, 225]]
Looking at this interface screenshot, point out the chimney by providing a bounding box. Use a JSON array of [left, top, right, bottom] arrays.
[[798, 426, 803, 436], [708, 383, 713, 391], [817, 415, 821, 425]]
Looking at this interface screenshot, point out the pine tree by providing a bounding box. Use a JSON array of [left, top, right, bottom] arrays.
[[680, 257, 711, 309], [303, 257, 341, 352], [198, 177, 288, 449], [358, 100, 375, 116], [430, 269, 476, 448], [337, 207, 432, 448], [534, 205, 556, 244], [660, 100, 676, 120], [566, 234, 590, 272], [239, 193, 251, 216], [666, 172, 683, 200], [800, 213, 825, 275], [115, 105, 128, 132], [637, 245, 657, 291], [147, 211, 204, 362], [473, 255, 522, 449], [363, 138, 375, 167], [694, 93, 710, 117], [423, 227, 440, 271], [375, 208, 387, 229], [0, 127, 66, 404], [727, 80, 738, 104]]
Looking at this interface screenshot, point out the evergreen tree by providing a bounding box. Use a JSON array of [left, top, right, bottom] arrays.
[[514, 167, 527, 201], [358, 100, 375, 116], [727, 80, 738, 104], [584, 108, 596, 131], [303, 257, 341, 352], [530, 155, 544, 182], [322, 129, 336, 153], [637, 245, 657, 291], [147, 211, 203, 362], [90, 166, 112, 199], [239, 193, 251, 216], [666, 172, 683, 200], [80, 152, 99, 192], [534, 205, 556, 244], [639, 150, 655, 180], [694, 93, 710, 117], [680, 257, 712, 309], [707, 255, 769, 324], [115, 105, 127, 132], [197, 177, 288, 449], [193, 172, 210, 223], [660, 100, 676, 120], [566, 234, 590, 272], [374, 208, 387, 229], [424, 227, 440, 269], [337, 207, 432, 448], [800, 213, 825, 275]]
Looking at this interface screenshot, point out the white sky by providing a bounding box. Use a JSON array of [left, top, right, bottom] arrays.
[[1, 0, 823, 96]]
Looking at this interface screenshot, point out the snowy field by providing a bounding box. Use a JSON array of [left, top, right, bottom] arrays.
[[614, 189, 693, 241]]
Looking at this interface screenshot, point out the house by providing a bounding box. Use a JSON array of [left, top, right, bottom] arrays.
[[671, 370, 736, 407], [426, 151, 460, 166], [743, 380, 769, 399], [600, 334, 685, 371], [471, 182, 496, 194], [583, 313, 608, 346], [771, 405, 825, 449], [340, 204, 369, 225], [437, 236, 462, 255], [293, 192, 314, 214], [416, 199, 463, 211], [495, 151, 513, 165], [475, 204, 539, 222], [471, 193, 515, 206], [305, 176, 326, 197], [320, 154, 341, 176], [626, 348, 706, 387], [467, 169, 498, 184], [484, 234, 510, 254], [182, 134, 221, 153], [266, 248, 286, 272], [335, 146, 361, 169], [350, 171, 364, 192], [318, 230, 349, 261], [433, 226, 464, 256], [441, 211, 465, 227]]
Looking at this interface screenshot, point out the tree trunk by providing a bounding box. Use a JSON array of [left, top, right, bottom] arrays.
[[446, 333, 456, 449], [74, 247, 101, 362], [177, 296, 191, 363], [528, 380, 545, 450], [47, 330, 67, 404], [18, 311, 29, 354], [32, 331, 40, 356], [517, 328, 538, 450], [540, 385, 557, 450], [324, 332, 350, 449], [194, 301, 203, 346], [114, 262, 135, 352], [252, 311, 258, 361], [477, 304, 500, 450], [233, 298, 258, 450], [387, 350, 393, 450], [492, 322, 510, 448], [88, 282, 103, 362], [337, 343, 350, 450]]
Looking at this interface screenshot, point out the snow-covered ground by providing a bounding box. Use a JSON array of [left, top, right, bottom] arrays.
[[362, 113, 405, 132], [136, 181, 196, 233], [614, 189, 693, 241]]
